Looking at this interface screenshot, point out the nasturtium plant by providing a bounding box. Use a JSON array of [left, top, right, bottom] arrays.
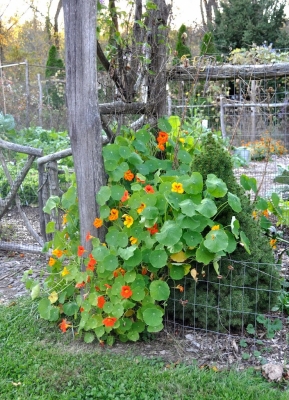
[[27, 117, 251, 345]]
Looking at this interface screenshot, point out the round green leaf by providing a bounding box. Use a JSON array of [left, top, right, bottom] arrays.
[[96, 186, 111, 206], [143, 307, 163, 326], [102, 254, 119, 271], [104, 159, 118, 171], [177, 149, 192, 164], [147, 323, 164, 332], [103, 144, 121, 161], [196, 198, 217, 218], [84, 332, 95, 343], [183, 172, 203, 194], [158, 117, 172, 133], [204, 229, 228, 253], [206, 174, 227, 198], [63, 302, 79, 316], [169, 264, 185, 280], [228, 192, 242, 212], [127, 331, 139, 341], [111, 185, 126, 200], [119, 146, 132, 158], [179, 199, 197, 217], [150, 280, 170, 301], [183, 230, 202, 247], [155, 221, 182, 247], [131, 286, 145, 301], [149, 250, 168, 269], [195, 241, 214, 265]]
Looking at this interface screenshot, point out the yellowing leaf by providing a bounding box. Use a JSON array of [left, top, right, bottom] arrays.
[[124, 309, 135, 317], [170, 251, 187, 262], [48, 291, 58, 304], [190, 268, 198, 282], [184, 264, 191, 275]]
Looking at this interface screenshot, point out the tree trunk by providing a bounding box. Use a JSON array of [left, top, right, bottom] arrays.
[[63, 0, 105, 252]]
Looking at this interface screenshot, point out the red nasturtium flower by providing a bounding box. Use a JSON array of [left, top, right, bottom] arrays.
[[85, 231, 94, 241], [59, 319, 72, 333], [93, 218, 103, 228], [147, 223, 158, 235], [75, 281, 86, 289], [263, 209, 269, 217], [102, 317, 117, 327], [144, 185, 155, 194], [121, 190, 130, 202], [158, 143, 165, 151], [104, 283, 112, 289], [141, 266, 148, 275], [86, 254, 97, 271], [120, 285, 133, 299], [97, 295, 106, 308], [124, 169, 135, 181], [108, 208, 119, 221], [79, 307, 85, 313], [78, 246, 86, 256]]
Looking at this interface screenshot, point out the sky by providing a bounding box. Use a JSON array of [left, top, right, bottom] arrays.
[[0, 0, 203, 29]]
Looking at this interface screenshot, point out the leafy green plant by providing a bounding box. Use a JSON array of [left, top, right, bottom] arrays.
[[26, 118, 252, 345], [256, 315, 283, 339]]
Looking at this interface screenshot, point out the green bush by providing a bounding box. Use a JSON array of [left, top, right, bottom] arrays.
[[168, 134, 281, 331]]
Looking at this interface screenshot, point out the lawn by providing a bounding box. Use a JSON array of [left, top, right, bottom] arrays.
[[0, 298, 288, 400]]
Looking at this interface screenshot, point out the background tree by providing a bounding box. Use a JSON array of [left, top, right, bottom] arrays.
[[200, 0, 219, 29], [213, 0, 288, 53], [175, 24, 191, 59]]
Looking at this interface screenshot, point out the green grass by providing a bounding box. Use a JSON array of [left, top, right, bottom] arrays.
[[0, 299, 288, 400]]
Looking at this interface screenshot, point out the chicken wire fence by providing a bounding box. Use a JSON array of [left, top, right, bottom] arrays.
[[0, 62, 289, 359], [165, 259, 289, 366]]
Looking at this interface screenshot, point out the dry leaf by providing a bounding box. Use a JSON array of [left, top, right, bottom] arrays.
[[190, 268, 198, 282]]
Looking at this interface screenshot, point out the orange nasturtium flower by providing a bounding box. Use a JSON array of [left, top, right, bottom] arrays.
[[48, 257, 56, 267], [137, 202, 146, 214], [59, 319, 72, 333], [52, 249, 64, 258], [62, 214, 68, 225], [121, 285, 133, 299], [102, 317, 117, 327], [123, 214, 134, 228], [211, 225, 220, 231], [141, 266, 148, 275], [144, 185, 155, 194], [270, 238, 277, 249], [158, 143, 165, 151], [113, 267, 126, 278], [109, 208, 119, 221], [61, 267, 70, 277], [93, 218, 103, 228], [97, 295, 106, 309], [157, 131, 169, 144], [263, 209, 269, 218], [129, 236, 138, 245], [78, 246, 86, 256], [176, 284, 184, 293], [147, 223, 158, 235], [121, 190, 130, 202], [79, 307, 85, 313], [124, 169, 135, 181], [171, 182, 184, 194]]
